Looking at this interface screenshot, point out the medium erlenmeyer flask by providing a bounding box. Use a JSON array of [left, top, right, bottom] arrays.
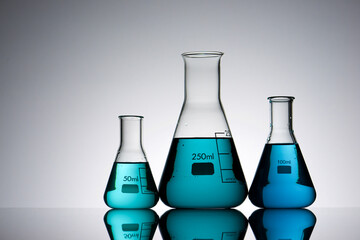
[[104, 115, 159, 208], [249, 96, 316, 208], [159, 51, 247, 208]]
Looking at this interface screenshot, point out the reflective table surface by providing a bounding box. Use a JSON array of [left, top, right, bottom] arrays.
[[0, 208, 358, 239]]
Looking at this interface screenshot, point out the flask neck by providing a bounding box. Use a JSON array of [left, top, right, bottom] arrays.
[[183, 52, 222, 104], [267, 96, 297, 144], [116, 115, 146, 162], [174, 51, 230, 138]]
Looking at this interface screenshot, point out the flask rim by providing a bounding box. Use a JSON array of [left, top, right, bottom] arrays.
[[118, 115, 144, 119], [182, 51, 223, 58], [268, 96, 295, 102]]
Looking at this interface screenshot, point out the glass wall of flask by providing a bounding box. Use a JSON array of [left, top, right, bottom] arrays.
[[249, 96, 316, 208], [104, 115, 159, 209], [159, 51, 248, 208]]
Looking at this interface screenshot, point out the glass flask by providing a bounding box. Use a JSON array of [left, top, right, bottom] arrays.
[[104, 209, 159, 240], [249, 96, 316, 208], [249, 209, 316, 240], [104, 115, 159, 209], [159, 51, 247, 208], [159, 209, 248, 240]]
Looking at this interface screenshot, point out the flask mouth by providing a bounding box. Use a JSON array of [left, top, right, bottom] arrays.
[[268, 96, 295, 102], [118, 115, 144, 119], [182, 51, 223, 58]]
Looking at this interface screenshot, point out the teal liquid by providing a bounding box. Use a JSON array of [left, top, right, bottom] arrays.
[[249, 209, 316, 240], [104, 209, 159, 240], [159, 138, 248, 208], [249, 144, 316, 208], [159, 209, 248, 239], [104, 162, 159, 209]]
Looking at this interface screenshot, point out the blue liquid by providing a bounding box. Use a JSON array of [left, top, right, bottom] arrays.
[[249, 144, 316, 208], [159, 138, 247, 208], [249, 209, 316, 240], [104, 162, 159, 209], [159, 209, 248, 239], [104, 209, 159, 240]]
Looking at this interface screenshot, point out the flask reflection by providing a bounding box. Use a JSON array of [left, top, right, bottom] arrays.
[[159, 209, 248, 239], [249, 209, 316, 240], [104, 209, 159, 240]]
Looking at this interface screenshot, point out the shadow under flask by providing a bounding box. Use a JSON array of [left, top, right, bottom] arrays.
[[159, 51, 248, 208], [104, 115, 159, 209], [249, 96, 316, 208]]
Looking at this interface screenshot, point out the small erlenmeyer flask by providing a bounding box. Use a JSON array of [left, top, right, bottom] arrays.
[[159, 51, 247, 208], [249, 96, 316, 208], [104, 115, 159, 209]]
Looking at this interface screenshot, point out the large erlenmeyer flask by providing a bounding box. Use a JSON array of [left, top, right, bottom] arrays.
[[249, 96, 316, 208], [159, 51, 247, 208]]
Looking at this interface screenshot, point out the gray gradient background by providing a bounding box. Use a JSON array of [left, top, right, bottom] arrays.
[[1, 0, 359, 212]]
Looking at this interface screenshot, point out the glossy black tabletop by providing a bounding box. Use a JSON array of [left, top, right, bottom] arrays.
[[0, 207, 358, 239]]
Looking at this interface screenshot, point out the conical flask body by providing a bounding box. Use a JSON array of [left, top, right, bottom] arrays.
[[104, 162, 158, 208], [104, 115, 159, 209], [249, 143, 316, 208], [249, 97, 316, 208], [159, 52, 247, 208]]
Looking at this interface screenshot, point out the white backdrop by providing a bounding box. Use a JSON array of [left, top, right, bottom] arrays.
[[1, 0, 359, 212]]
